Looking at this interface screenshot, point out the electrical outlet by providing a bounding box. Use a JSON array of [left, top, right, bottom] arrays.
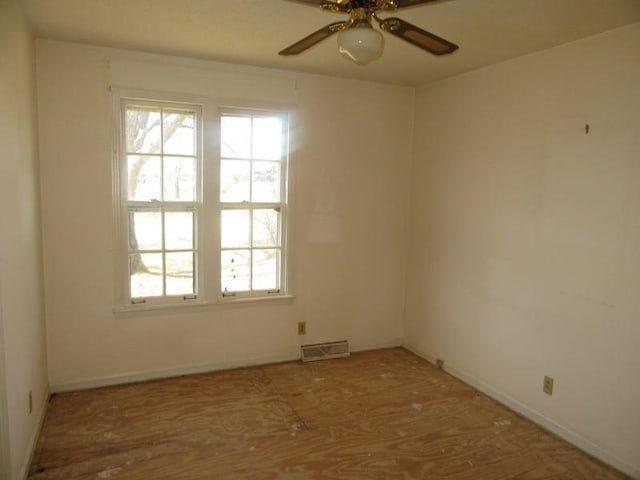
[[543, 376, 554, 395], [29, 391, 33, 414], [435, 358, 444, 369], [297, 321, 306, 336]]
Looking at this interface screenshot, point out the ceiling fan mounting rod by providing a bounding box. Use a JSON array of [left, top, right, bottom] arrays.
[[350, 7, 374, 24], [320, 0, 398, 14]]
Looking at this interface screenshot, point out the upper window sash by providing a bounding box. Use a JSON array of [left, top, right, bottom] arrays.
[[121, 100, 202, 205]]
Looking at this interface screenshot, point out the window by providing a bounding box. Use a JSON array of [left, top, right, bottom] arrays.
[[116, 95, 290, 307], [220, 111, 287, 298]]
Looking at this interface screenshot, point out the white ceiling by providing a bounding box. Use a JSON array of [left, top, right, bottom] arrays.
[[23, 0, 640, 86]]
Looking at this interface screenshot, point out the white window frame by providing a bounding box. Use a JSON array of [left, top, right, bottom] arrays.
[[111, 88, 293, 310]]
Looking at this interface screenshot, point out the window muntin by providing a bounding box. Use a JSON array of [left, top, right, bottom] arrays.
[[219, 111, 288, 298], [122, 102, 200, 303]]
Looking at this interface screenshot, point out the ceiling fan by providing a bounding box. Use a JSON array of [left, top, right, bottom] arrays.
[[279, 0, 458, 65]]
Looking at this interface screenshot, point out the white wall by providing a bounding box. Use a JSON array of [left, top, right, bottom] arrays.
[[0, 1, 49, 478], [404, 24, 640, 476], [36, 40, 414, 390], [35, 19, 639, 479]]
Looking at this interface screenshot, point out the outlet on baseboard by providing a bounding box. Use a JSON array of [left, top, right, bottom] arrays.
[[435, 358, 444, 369]]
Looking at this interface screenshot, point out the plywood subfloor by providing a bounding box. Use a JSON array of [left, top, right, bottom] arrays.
[[29, 348, 629, 479]]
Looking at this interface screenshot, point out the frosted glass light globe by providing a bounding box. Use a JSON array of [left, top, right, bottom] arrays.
[[337, 26, 384, 65]]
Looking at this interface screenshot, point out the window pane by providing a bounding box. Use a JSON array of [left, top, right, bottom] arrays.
[[129, 210, 162, 251], [130, 253, 163, 298], [164, 156, 196, 201], [252, 161, 280, 202], [220, 160, 250, 202], [253, 209, 280, 247], [221, 250, 250, 292], [126, 107, 161, 154], [221, 116, 251, 159], [252, 249, 279, 291], [163, 110, 195, 156], [221, 209, 250, 248], [128, 155, 161, 201], [252, 117, 282, 160], [165, 211, 194, 250], [166, 252, 194, 295]]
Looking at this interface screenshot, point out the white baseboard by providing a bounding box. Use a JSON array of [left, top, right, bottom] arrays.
[[50, 340, 405, 394], [50, 353, 302, 393], [350, 338, 403, 353], [19, 387, 49, 480], [403, 343, 639, 480]]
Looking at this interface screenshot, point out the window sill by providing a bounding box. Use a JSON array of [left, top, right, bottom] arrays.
[[112, 294, 296, 317]]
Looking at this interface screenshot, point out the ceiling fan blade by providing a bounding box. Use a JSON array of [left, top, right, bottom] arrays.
[[393, 0, 445, 8], [380, 17, 458, 55], [279, 21, 348, 56]]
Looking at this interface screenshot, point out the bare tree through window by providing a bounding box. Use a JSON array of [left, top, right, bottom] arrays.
[[124, 103, 198, 299]]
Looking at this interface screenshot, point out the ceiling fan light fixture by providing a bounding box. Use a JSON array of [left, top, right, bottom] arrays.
[[337, 24, 384, 65]]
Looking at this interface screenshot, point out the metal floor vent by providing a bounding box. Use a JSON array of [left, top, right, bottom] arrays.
[[301, 340, 350, 362]]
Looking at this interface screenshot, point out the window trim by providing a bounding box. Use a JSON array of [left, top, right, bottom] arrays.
[[110, 88, 294, 312]]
